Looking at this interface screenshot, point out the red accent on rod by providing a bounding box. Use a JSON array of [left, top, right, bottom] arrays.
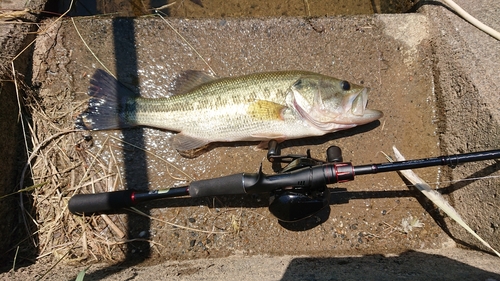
[[334, 163, 355, 183], [130, 191, 136, 204]]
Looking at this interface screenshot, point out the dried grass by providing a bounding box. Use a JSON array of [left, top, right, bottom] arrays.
[[4, 14, 134, 263], [24, 82, 130, 263]]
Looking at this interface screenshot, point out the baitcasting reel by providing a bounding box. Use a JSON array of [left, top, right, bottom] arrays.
[[266, 140, 344, 221]]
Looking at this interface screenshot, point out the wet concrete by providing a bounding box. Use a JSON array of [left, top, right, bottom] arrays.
[[48, 0, 415, 17], [31, 14, 446, 262]]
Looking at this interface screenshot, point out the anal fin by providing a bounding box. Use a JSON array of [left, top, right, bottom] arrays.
[[173, 133, 210, 152]]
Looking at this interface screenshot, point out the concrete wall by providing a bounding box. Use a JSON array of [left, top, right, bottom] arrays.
[[425, 3, 500, 253]]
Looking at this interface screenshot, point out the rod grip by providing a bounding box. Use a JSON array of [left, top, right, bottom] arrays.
[[189, 173, 247, 197], [68, 190, 135, 215]]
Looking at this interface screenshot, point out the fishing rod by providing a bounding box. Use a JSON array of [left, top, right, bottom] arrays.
[[68, 140, 500, 222]]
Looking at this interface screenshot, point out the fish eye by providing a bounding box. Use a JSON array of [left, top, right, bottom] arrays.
[[340, 81, 351, 91]]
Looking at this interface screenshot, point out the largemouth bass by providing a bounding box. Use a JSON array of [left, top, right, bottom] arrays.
[[76, 69, 382, 151]]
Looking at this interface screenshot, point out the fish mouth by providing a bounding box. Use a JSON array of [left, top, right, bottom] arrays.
[[293, 86, 383, 131], [338, 88, 383, 124]]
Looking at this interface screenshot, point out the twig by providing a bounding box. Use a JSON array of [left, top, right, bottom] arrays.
[[11, 246, 19, 272], [441, 0, 500, 40], [100, 214, 125, 238], [129, 207, 229, 234], [71, 18, 115, 77], [386, 146, 500, 257]]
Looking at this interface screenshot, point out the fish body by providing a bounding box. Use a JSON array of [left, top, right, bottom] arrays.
[[76, 70, 383, 151]]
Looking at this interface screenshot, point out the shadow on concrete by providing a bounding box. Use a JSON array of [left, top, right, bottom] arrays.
[[79, 17, 151, 281], [280, 251, 500, 280], [112, 17, 152, 261], [61, 250, 500, 280]]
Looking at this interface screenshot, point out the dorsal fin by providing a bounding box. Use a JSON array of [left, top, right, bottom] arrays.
[[171, 70, 218, 95]]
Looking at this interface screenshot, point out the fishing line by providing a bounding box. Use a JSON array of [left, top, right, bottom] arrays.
[[154, 9, 217, 76], [431, 174, 500, 188], [330, 174, 500, 194]]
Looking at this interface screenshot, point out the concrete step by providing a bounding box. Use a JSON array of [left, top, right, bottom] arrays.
[[4, 247, 499, 280], [31, 13, 447, 260]]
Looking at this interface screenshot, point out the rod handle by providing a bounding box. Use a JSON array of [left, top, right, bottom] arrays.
[[189, 173, 249, 197], [68, 190, 135, 215]]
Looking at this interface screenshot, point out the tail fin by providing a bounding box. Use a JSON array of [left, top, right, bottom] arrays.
[[76, 69, 137, 130]]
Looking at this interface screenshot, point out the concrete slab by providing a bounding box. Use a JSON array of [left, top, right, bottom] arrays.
[[30, 13, 445, 263]]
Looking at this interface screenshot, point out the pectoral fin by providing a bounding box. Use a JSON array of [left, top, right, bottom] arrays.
[[247, 100, 286, 121]]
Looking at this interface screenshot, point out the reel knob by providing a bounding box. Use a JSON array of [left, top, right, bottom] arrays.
[[327, 146, 343, 163]]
